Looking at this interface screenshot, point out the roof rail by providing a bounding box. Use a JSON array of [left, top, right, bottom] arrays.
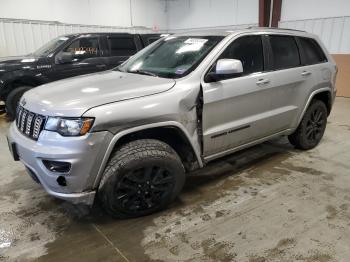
[[246, 26, 306, 32]]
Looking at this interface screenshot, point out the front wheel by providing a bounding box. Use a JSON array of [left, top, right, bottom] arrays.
[[98, 139, 185, 218], [288, 100, 328, 150]]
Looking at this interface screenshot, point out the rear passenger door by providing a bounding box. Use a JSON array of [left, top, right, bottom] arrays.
[[296, 36, 331, 113], [264, 34, 317, 132], [105, 35, 139, 68]]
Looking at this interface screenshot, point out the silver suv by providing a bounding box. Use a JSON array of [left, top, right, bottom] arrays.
[[7, 28, 337, 218]]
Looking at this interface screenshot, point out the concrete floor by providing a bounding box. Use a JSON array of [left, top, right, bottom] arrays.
[[0, 97, 350, 262]]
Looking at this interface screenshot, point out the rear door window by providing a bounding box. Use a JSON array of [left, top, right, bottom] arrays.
[[298, 37, 327, 65], [269, 35, 300, 70], [108, 37, 137, 56]]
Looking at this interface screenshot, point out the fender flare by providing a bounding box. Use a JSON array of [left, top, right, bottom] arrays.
[[296, 87, 332, 126], [92, 121, 204, 189]]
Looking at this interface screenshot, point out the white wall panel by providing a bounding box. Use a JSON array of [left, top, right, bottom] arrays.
[[281, 0, 350, 21], [0, 18, 157, 57], [0, 0, 168, 29], [166, 0, 258, 31], [279, 16, 350, 54]]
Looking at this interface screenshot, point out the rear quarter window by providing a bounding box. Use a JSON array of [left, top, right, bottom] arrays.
[[298, 37, 327, 65], [269, 35, 300, 70]]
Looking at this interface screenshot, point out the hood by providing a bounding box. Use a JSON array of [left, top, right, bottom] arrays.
[[22, 70, 176, 116], [0, 55, 38, 71]]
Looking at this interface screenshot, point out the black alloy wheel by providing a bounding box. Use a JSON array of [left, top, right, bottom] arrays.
[[288, 99, 328, 150], [305, 106, 326, 143], [115, 166, 175, 214], [98, 139, 185, 218]]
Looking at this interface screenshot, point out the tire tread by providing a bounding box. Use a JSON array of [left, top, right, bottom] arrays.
[[288, 99, 327, 150], [98, 139, 184, 218]]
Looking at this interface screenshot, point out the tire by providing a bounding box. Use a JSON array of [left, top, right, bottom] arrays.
[[288, 99, 328, 150], [5, 86, 32, 120], [98, 139, 185, 218]]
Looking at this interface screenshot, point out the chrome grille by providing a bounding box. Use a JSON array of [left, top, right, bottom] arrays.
[[16, 106, 46, 140]]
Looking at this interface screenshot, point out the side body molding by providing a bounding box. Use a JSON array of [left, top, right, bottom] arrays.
[[92, 121, 204, 189]]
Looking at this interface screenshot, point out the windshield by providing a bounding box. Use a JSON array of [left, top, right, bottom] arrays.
[[32, 36, 71, 56], [118, 35, 224, 79]]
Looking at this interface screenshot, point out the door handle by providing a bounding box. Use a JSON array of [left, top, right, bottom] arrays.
[[256, 78, 270, 85], [301, 71, 312, 76]]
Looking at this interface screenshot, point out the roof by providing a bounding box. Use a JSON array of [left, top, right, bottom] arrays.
[[173, 27, 310, 37], [59, 32, 162, 38]]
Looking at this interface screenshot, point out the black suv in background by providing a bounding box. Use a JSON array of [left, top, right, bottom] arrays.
[[0, 33, 163, 118]]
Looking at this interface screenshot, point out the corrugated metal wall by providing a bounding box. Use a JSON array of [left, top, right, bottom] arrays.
[[279, 16, 350, 54], [2, 16, 349, 56], [0, 18, 158, 57]]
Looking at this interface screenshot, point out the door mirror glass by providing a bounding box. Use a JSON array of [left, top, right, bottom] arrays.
[[215, 59, 243, 75], [56, 52, 73, 64]]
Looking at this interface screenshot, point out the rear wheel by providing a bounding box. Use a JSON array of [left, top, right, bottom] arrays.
[[288, 99, 327, 150], [5, 86, 31, 120], [98, 139, 185, 218]]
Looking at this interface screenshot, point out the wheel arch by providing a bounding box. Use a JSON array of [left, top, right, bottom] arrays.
[[297, 88, 333, 126], [92, 121, 203, 189], [1, 75, 45, 100], [312, 90, 332, 116]]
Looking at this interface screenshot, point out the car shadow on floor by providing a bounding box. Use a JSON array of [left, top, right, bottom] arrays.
[[64, 137, 297, 224], [36, 137, 299, 262]]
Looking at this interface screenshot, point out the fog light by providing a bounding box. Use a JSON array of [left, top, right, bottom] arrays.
[[43, 160, 71, 173]]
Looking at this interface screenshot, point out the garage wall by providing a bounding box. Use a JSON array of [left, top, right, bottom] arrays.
[[278, 17, 350, 97], [279, 0, 350, 97], [166, 0, 259, 32], [281, 0, 350, 21], [279, 16, 350, 54], [0, 0, 169, 56], [0, 18, 160, 57], [0, 0, 167, 29], [279, 0, 350, 54]]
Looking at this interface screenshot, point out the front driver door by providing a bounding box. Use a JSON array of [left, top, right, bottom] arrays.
[[201, 34, 275, 158], [51, 36, 107, 80]]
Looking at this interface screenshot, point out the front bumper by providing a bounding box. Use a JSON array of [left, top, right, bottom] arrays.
[[7, 123, 113, 205]]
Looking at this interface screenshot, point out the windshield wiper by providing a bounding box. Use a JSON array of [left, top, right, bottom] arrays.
[[128, 69, 158, 77]]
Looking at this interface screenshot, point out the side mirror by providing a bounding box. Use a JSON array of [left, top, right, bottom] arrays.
[[205, 59, 243, 82], [216, 59, 243, 75], [56, 52, 73, 64]]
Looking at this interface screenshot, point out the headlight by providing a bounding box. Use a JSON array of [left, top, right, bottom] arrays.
[[45, 117, 94, 136]]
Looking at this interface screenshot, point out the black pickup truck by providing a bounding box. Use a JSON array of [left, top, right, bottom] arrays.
[[0, 33, 163, 118]]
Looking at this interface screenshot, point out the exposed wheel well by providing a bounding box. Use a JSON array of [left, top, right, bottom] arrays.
[[312, 91, 332, 115], [112, 126, 200, 172], [3, 77, 42, 99]]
